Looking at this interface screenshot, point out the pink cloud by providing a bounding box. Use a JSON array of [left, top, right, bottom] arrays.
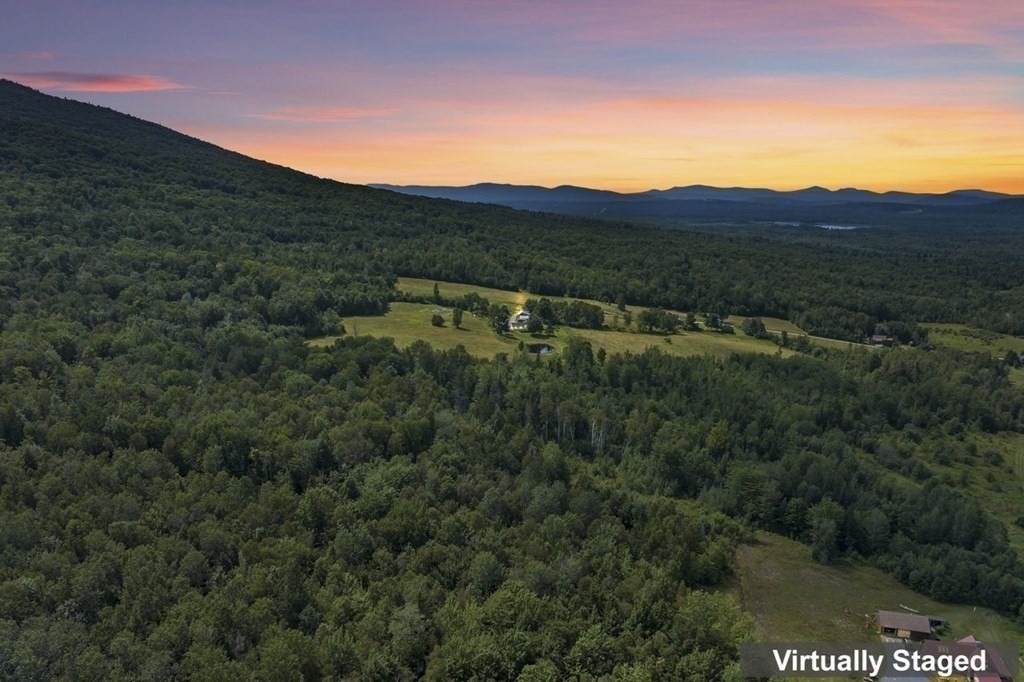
[[21, 51, 57, 61], [247, 106, 397, 122], [4, 71, 185, 92]]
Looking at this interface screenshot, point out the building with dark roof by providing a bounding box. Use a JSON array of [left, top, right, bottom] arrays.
[[877, 610, 938, 641]]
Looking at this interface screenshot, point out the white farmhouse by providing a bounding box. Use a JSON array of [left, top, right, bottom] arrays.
[[509, 309, 531, 332]]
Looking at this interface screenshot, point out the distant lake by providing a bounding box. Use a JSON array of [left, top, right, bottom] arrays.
[[769, 221, 864, 230]]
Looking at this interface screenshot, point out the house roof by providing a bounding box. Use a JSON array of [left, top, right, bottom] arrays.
[[945, 636, 1013, 679], [922, 640, 976, 658], [877, 610, 932, 633]]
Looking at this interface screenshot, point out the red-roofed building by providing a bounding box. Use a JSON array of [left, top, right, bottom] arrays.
[[922, 635, 1015, 682]]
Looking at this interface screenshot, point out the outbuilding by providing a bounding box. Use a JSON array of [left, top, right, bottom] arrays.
[[877, 610, 937, 641]]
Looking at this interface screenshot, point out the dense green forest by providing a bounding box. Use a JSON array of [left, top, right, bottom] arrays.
[[2, 80, 1024, 680]]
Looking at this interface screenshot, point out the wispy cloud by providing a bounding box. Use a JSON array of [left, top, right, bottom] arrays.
[[4, 71, 185, 92], [21, 51, 57, 61], [247, 106, 397, 122]]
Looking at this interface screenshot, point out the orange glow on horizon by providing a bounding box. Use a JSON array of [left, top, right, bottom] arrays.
[[184, 94, 1024, 195], [8, 0, 1024, 194]]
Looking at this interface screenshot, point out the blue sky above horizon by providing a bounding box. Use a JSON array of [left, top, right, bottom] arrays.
[[3, 0, 1024, 192]]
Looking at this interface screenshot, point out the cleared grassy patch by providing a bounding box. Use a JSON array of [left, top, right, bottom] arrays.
[[310, 302, 794, 360], [400, 277, 622, 318], [308, 302, 518, 356], [400, 277, 855, 352], [312, 278, 862, 359], [400, 277, 531, 311], [912, 431, 1024, 555], [924, 323, 1024, 357], [923, 322, 1024, 385], [726, 314, 807, 335], [805, 335, 865, 350], [736, 532, 1024, 645], [726, 314, 866, 351], [567, 326, 794, 360]]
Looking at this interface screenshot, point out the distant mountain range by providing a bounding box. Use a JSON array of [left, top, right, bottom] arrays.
[[371, 182, 1019, 207], [370, 182, 1024, 228]]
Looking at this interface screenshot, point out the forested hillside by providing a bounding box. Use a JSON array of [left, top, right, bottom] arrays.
[[2, 80, 1024, 680]]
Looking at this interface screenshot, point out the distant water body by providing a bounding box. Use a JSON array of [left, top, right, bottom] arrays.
[[769, 221, 864, 230]]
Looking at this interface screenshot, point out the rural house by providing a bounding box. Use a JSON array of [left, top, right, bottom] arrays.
[[876, 610, 942, 641], [509, 309, 531, 332]]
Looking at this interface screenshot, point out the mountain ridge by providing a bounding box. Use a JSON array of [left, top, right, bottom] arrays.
[[371, 181, 1021, 207]]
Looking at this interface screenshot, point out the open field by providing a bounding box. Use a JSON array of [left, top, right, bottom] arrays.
[[397, 276, 856, 350], [400, 277, 533, 311], [567, 326, 794, 359], [308, 302, 518, 355], [735, 532, 1024, 646], [726, 314, 807, 335], [914, 431, 1024, 554], [399, 277, 623, 318], [923, 323, 1024, 386], [309, 301, 795, 360], [923, 323, 1024, 357], [726, 314, 866, 350]]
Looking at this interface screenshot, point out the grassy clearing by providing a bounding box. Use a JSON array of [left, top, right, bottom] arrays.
[[312, 278, 865, 360], [726, 314, 806, 335], [922, 323, 1024, 386], [735, 532, 1024, 646], [567, 326, 793, 360], [309, 301, 794, 361], [398, 277, 856, 353], [914, 431, 1024, 554], [992, 432, 1024, 550], [308, 302, 518, 356], [726, 314, 865, 351], [924, 323, 1024, 357], [400, 277, 532, 311], [400, 277, 623, 318]]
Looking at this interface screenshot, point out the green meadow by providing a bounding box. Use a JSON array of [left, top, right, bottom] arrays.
[[310, 278, 807, 360], [924, 323, 1024, 386], [725, 314, 806, 335], [734, 532, 1024, 661], [400, 276, 640, 325], [726, 314, 864, 350], [924, 323, 1024, 357], [310, 301, 794, 360], [308, 302, 518, 356]]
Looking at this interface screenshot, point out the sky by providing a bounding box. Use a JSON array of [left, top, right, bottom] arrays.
[[2, 0, 1023, 193]]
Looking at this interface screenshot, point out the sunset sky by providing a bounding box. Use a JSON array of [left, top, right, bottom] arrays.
[[3, 0, 1023, 192]]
